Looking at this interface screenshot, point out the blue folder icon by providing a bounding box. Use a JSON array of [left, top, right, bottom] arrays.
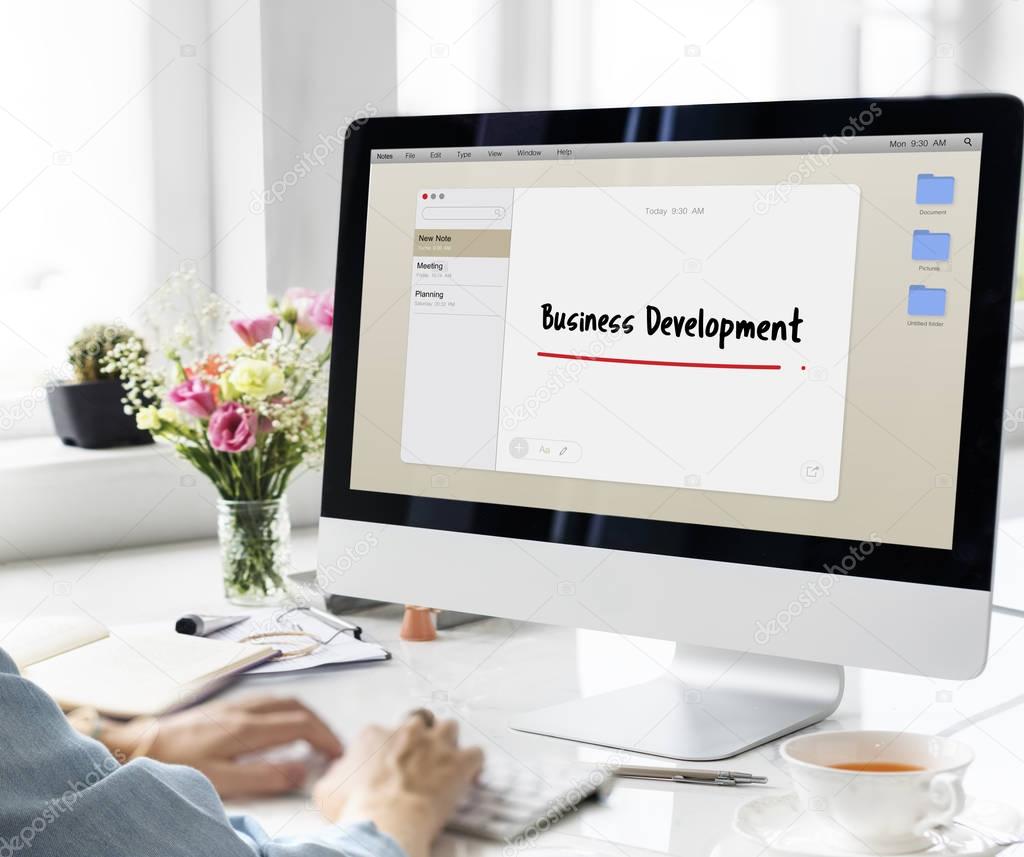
[[907, 284, 946, 316], [912, 229, 951, 261], [916, 173, 955, 205]]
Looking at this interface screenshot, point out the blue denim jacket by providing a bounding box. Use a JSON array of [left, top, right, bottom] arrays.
[[0, 649, 406, 857]]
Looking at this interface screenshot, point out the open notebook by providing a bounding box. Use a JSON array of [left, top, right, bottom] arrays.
[[4, 617, 275, 718]]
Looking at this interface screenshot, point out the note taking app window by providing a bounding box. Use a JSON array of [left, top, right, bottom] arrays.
[[401, 183, 861, 502], [354, 138, 983, 548]]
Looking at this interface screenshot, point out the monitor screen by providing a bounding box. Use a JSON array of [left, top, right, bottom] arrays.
[[348, 133, 982, 552]]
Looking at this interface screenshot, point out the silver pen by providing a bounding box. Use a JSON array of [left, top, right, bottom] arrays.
[[615, 764, 767, 786], [306, 606, 363, 639]]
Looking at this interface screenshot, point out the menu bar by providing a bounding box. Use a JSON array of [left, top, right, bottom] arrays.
[[371, 134, 982, 165]]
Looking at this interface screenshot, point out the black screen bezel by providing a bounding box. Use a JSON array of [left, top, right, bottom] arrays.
[[323, 96, 1022, 592]]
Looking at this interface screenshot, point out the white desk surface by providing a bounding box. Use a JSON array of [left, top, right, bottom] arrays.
[[4, 529, 1024, 857]]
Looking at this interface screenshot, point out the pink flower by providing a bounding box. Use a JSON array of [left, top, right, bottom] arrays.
[[283, 287, 318, 335], [167, 377, 218, 418], [230, 314, 279, 346], [207, 402, 258, 453], [310, 289, 334, 332]]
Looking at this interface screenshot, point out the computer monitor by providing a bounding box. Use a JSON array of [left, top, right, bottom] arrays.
[[319, 96, 1023, 760]]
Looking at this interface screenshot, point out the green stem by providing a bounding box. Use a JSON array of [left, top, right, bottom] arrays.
[[220, 499, 289, 600]]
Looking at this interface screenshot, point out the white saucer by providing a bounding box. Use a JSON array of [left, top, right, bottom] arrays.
[[732, 792, 1021, 856]]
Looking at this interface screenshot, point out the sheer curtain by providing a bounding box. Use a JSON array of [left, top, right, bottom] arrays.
[[394, 0, 1022, 295], [0, 0, 268, 435], [0, 2, 164, 408], [395, 0, 1024, 114], [0, 0, 216, 433]]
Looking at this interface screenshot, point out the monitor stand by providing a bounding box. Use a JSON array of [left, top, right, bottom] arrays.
[[510, 642, 844, 761]]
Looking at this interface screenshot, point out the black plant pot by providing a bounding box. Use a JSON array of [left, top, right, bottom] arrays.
[[47, 380, 153, 449]]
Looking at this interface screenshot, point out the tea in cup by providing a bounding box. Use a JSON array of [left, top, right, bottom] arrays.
[[780, 730, 973, 854]]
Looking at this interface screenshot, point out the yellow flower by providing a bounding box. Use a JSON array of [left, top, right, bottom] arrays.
[[228, 358, 285, 399], [136, 406, 161, 431], [157, 406, 178, 425]]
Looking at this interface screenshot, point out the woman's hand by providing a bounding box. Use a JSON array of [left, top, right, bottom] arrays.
[[104, 696, 343, 798], [313, 712, 483, 857]]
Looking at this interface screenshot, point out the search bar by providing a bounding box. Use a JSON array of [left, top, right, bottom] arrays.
[[421, 206, 507, 221]]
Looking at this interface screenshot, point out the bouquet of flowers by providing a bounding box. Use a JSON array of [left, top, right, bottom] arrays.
[[105, 282, 334, 602]]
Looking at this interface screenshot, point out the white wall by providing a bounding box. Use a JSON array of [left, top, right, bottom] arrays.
[[148, 1, 216, 291], [205, 0, 269, 314], [258, 0, 398, 297]]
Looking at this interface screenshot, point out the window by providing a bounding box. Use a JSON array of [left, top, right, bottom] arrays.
[[394, 0, 991, 115], [1, 3, 150, 398], [0, 0, 211, 436]]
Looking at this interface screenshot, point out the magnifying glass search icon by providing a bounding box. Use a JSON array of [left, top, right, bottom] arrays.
[[964, 136, 973, 146]]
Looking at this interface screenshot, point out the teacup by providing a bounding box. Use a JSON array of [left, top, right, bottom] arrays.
[[780, 730, 973, 854]]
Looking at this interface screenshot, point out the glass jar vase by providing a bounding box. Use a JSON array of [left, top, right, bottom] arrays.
[[217, 497, 290, 605]]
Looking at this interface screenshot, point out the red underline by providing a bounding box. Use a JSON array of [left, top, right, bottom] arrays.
[[536, 351, 782, 370]]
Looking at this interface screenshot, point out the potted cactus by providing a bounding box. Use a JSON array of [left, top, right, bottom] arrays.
[[46, 323, 153, 449]]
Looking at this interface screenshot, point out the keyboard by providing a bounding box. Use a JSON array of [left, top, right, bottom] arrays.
[[446, 757, 616, 842]]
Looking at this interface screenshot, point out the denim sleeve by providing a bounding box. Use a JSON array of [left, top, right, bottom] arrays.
[[231, 817, 409, 857], [0, 648, 407, 857]]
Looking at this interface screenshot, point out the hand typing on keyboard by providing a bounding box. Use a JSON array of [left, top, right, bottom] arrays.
[[313, 709, 483, 857], [448, 756, 615, 842]]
